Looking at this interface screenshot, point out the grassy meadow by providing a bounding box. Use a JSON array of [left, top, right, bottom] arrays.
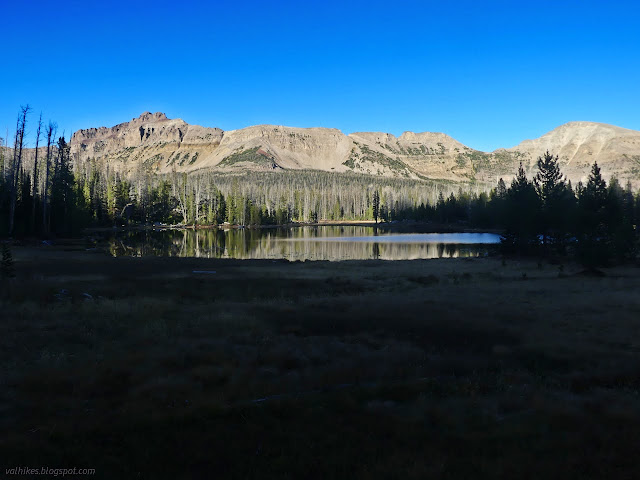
[[2, 242, 640, 478]]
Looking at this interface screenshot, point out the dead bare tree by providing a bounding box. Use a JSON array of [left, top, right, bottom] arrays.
[[193, 173, 204, 224], [8, 105, 31, 236], [176, 172, 189, 225], [1, 129, 9, 183], [0, 135, 5, 181], [42, 121, 57, 235], [31, 112, 43, 232]]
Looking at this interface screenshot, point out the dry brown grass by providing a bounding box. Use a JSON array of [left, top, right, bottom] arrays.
[[2, 244, 640, 478]]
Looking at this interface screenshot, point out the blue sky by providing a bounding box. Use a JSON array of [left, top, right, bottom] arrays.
[[1, 0, 639, 151]]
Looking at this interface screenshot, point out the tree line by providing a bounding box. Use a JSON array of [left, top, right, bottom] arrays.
[[0, 105, 77, 237], [0, 105, 472, 236], [494, 152, 638, 266], [1, 106, 638, 265]]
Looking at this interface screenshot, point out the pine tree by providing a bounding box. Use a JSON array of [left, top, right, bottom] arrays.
[[577, 162, 610, 266], [533, 151, 570, 251], [50, 136, 76, 234], [534, 151, 563, 203], [605, 177, 636, 261], [372, 190, 380, 224], [496, 178, 507, 199], [501, 163, 540, 254], [583, 162, 608, 209]]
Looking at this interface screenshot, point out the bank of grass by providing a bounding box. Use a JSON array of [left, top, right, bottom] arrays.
[[2, 243, 640, 478]]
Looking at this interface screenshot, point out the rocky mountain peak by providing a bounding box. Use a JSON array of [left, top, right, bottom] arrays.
[[503, 121, 640, 186], [136, 112, 169, 123], [66, 113, 640, 188]]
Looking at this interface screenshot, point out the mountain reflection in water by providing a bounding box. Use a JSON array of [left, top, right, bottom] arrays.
[[107, 226, 500, 261]]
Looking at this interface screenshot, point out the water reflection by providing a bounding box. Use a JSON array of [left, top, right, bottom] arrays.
[[106, 226, 500, 261]]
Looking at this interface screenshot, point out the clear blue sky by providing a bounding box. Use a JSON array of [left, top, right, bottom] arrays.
[[1, 0, 639, 152]]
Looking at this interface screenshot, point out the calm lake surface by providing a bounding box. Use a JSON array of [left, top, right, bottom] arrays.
[[106, 226, 500, 261]]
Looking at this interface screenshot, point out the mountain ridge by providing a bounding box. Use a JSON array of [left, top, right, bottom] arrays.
[[68, 112, 640, 187]]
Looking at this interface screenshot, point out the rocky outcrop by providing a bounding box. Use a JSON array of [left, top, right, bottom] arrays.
[[346, 131, 476, 180], [68, 113, 640, 187], [201, 125, 353, 172], [503, 122, 640, 186]]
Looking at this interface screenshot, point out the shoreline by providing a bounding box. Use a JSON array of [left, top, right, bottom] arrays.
[[82, 221, 504, 235]]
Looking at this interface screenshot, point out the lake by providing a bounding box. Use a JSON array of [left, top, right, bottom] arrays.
[[105, 226, 501, 261]]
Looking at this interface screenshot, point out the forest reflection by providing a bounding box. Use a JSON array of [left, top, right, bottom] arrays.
[[107, 226, 499, 261]]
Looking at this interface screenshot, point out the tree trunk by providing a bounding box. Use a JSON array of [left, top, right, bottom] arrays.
[[31, 113, 43, 233], [42, 122, 55, 235], [8, 105, 30, 236]]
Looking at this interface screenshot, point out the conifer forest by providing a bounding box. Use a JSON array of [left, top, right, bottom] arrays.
[[1, 106, 638, 266]]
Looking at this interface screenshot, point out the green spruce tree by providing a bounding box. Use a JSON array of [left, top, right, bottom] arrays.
[[533, 151, 572, 252], [502, 163, 540, 254], [372, 189, 380, 224], [577, 162, 609, 266]]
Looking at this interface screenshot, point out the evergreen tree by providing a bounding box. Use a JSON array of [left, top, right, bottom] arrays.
[[605, 177, 636, 261], [435, 192, 446, 223], [50, 137, 76, 235], [501, 163, 540, 254], [487, 178, 508, 227], [372, 189, 380, 224], [577, 162, 610, 266], [533, 151, 571, 251], [496, 178, 507, 199]]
